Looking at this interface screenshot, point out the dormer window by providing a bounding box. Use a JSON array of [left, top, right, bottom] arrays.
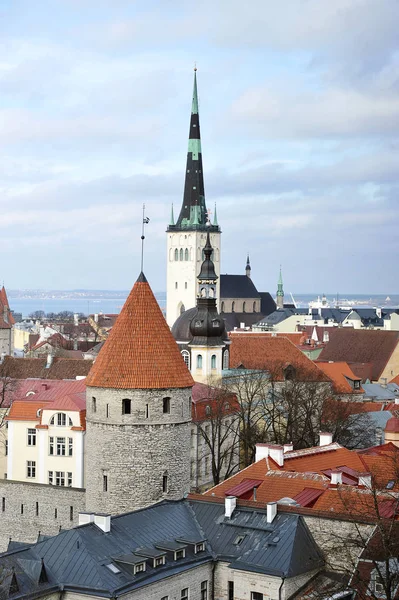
[[175, 549, 185, 560], [134, 562, 146, 574], [49, 413, 72, 427], [195, 542, 205, 553], [154, 556, 165, 568], [354, 380, 361, 389]]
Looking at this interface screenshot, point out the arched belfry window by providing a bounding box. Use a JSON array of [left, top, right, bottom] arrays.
[[253, 301, 257, 312], [223, 350, 229, 370], [197, 354, 203, 369], [211, 355, 216, 369], [243, 302, 246, 313], [174, 248, 178, 261], [184, 248, 189, 261], [179, 248, 183, 261], [181, 350, 190, 370]]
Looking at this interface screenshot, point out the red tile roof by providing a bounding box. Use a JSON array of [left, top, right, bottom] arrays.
[[86, 273, 194, 390], [6, 401, 44, 421], [191, 382, 239, 421], [315, 361, 364, 394], [319, 329, 399, 382], [229, 334, 330, 382], [1, 356, 93, 381], [0, 286, 15, 328]]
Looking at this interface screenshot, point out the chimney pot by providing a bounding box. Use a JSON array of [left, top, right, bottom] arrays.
[[225, 496, 236, 519], [267, 502, 277, 523], [358, 473, 372, 488], [283, 443, 293, 453], [330, 470, 342, 485], [319, 432, 333, 446], [93, 514, 111, 533], [78, 513, 94, 526]]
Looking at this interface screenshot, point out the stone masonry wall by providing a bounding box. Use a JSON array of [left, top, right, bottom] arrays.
[[0, 479, 85, 552], [85, 386, 192, 514], [64, 563, 212, 600]]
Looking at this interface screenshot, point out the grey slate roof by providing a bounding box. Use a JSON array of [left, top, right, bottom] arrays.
[[0, 498, 324, 598], [259, 292, 277, 316], [362, 383, 399, 401], [220, 275, 260, 299]]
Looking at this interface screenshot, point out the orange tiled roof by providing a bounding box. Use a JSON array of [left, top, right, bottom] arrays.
[[86, 272, 194, 390], [391, 374, 399, 385], [316, 361, 364, 394], [229, 334, 330, 382], [6, 401, 44, 421], [282, 446, 367, 474]]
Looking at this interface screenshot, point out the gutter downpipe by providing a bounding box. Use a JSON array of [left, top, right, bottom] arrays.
[[279, 577, 285, 600], [212, 561, 216, 599]]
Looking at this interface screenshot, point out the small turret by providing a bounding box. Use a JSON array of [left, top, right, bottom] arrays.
[[245, 254, 251, 278], [276, 266, 284, 310]]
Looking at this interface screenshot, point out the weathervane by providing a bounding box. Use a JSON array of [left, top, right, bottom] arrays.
[[141, 204, 150, 273]]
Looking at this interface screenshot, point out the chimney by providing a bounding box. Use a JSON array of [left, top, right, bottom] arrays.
[[78, 513, 94, 526], [41, 383, 48, 391], [358, 473, 372, 488], [330, 470, 342, 485], [94, 314, 99, 323], [225, 496, 236, 519], [93, 514, 111, 533], [74, 313, 79, 326], [319, 432, 333, 447], [255, 444, 284, 466], [380, 378, 388, 389], [283, 443, 293, 453], [267, 502, 277, 523], [323, 331, 330, 343], [46, 353, 53, 369], [268, 445, 284, 467]]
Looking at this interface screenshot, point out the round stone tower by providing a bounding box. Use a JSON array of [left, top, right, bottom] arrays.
[[84, 272, 194, 515]]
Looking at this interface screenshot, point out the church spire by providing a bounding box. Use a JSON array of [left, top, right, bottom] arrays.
[[245, 254, 251, 278], [170, 69, 218, 232], [276, 266, 284, 309]]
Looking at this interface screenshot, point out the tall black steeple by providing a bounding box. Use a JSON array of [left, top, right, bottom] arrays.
[[168, 69, 220, 232]]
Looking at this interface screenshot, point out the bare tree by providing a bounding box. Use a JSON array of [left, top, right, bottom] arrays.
[[194, 384, 240, 487]]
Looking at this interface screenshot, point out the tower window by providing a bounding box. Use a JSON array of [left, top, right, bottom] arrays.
[[163, 397, 171, 414], [253, 301, 256, 312], [221, 302, 225, 312], [184, 248, 189, 261], [175, 282, 178, 289], [163, 473, 168, 493], [232, 301, 235, 313], [211, 355, 216, 370], [174, 248, 178, 261], [185, 282, 187, 289], [243, 302, 246, 313], [181, 350, 190, 369], [103, 474, 108, 492], [146, 404, 149, 418], [223, 350, 229, 370], [92, 397, 96, 413], [197, 354, 203, 369], [179, 248, 183, 261], [122, 399, 131, 415]]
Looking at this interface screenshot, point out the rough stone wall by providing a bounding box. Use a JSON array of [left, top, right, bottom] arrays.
[[0, 479, 85, 552], [64, 563, 212, 600], [304, 514, 373, 572], [214, 561, 318, 600], [0, 328, 12, 356], [85, 386, 192, 514]]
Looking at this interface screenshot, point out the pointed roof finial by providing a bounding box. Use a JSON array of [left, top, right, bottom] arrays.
[[140, 204, 150, 274], [170, 203, 175, 226], [213, 203, 218, 226], [192, 66, 198, 115]]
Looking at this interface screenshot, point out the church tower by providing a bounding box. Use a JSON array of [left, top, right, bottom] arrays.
[[85, 272, 194, 515], [166, 69, 221, 327], [276, 266, 284, 309]]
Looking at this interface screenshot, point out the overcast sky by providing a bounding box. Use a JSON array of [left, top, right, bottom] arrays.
[[0, 0, 398, 294]]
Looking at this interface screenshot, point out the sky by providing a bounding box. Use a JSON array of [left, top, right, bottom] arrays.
[[0, 0, 398, 294]]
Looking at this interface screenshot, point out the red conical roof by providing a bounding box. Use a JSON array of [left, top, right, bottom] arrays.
[[86, 273, 194, 390]]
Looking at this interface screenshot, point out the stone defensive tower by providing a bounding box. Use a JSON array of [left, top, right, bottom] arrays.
[[85, 272, 194, 515], [166, 69, 221, 327]]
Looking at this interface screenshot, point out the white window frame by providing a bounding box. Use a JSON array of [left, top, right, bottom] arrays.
[[201, 580, 208, 600], [55, 471, 65, 486], [26, 461, 36, 478], [27, 428, 36, 446], [181, 589, 189, 600], [56, 437, 66, 456]]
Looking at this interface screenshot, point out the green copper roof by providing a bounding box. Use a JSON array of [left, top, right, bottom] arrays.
[[192, 70, 199, 115]]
